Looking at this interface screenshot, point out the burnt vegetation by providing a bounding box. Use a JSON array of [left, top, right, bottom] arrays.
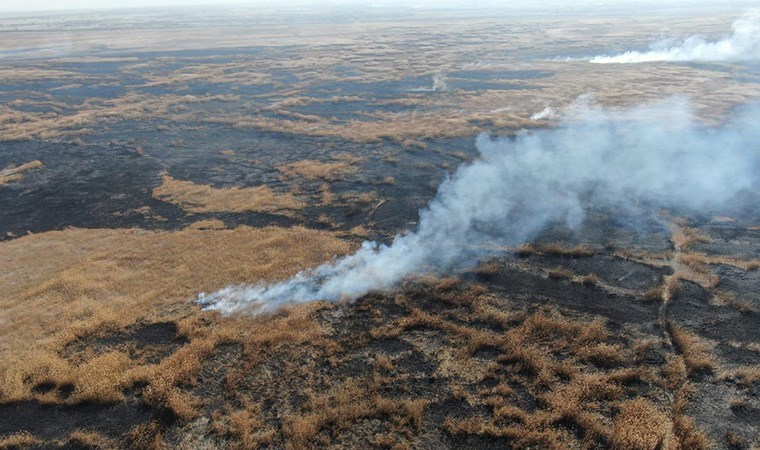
[[1, 7, 760, 450], [3, 214, 759, 449]]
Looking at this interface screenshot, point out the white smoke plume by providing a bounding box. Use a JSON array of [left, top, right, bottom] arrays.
[[408, 73, 449, 93], [199, 99, 759, 315], [432, 74, 449, 92], [590, 13, 760, 64], [531, 107, 559, 120]]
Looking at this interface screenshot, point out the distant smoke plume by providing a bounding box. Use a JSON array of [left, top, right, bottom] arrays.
[[590, 13, 760, 63], [408, 73, 449, 93], [432, 73, 449, 92], [199, 99, 759, 315], [531, 107, 558, 120]]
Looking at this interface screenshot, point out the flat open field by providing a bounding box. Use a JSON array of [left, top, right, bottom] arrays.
[[1, 4, 759, 449]]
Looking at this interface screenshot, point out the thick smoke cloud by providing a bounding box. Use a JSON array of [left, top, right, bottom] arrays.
[[199, 99, 759, 315], [590, 13, 760, 63]]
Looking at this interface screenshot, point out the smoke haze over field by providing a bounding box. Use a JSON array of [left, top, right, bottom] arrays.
[[199, 99, 760, 315], [591, 13, 760, 63], [6, 0, 760, 13]]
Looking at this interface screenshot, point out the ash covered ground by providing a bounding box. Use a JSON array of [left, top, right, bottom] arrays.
[[1, 3, 759, 449]]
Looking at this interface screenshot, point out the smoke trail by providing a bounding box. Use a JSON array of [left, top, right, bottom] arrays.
[[199, 99, 759, 315], [531, 107, 558, 120], [590, 13, 759, 63], [432, 74, 449, 92], [409, 74, 450, 93]]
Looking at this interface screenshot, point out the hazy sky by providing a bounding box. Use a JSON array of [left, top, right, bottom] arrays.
[[1, 0, 756, 13], [1, 0, 263, 13]]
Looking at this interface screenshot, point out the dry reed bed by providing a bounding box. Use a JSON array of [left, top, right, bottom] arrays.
[[152, 173, 305, 215], [366, 280, 709, 450], [276, 159, 358, 182], [0, 225, 353, 406], [3, 20, 758, 144]]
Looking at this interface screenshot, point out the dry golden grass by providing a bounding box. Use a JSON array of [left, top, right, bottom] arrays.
[[669, 326, 716, 376], [728, 341, 760, 353], [185, 219, 227, 230], [318, 183, 334, 206], [727, 366, 760, 387], [223, 403, 277, 450], [127, 421, 164, 450], [153, 173, 304, 214], [514, 243, 537, 257], [316, 214, 335, 227], [684, 253, 760, 272], [67, 431, 115, 449], [330, 152, 367, 165], [282, 379, 428, 449], [1, 11, 757, 147], [0, 92, 236, 141], [645, 274, 681, 303], [514, 243, 594, 258], [0, 432, 42, 448], [355, 191, 379, 205], [276, 159, 357, 182], [346, 225, 369, 237], [384, 300, 639, 442], [610, 399, 669, 450], [714, 291, 758, 314], [547, 267, 574, 280], [669, 222, 711, 251], [373, 353, 394, 372], [618, 222, 759, 308], [0, 225, 352, 403], [729, 397, 747, 411], [0, 160, 42, 185], [138, 62, 271, 89], [678, 254, 721, 289], [579, 273, 599, 286], [375, 284, 712, 450], [671, 386, 712, 450], [473, 260, 501, 277]]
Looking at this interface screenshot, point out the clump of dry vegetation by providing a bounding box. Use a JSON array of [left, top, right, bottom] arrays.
[[713, 291, 758, 314], [153, 173, 304, 214], [669, 219, 712, 251], [644, 274, 681, 303], [514, 243, 595, 258], [723, 366, 760, 387], [610, 398, 670, 450], [668, 326, 716, 376], [282, 380, 428, 449], [0, 160, 42, 185], [671, 386, 712, 450], [617, 221, 759, 314], [579, 273, 599, 286], [276, 159, 358, 182], [547, 267, 574, 279], [0, 432, 42, 448]]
